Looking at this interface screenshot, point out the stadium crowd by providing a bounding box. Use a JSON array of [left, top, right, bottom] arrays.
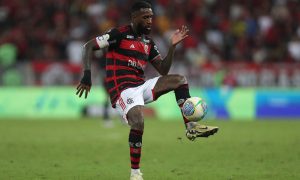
[[1, 0, 300, 86]]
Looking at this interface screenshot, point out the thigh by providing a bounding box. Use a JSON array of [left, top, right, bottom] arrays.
[[115, 87, 144, 123], [142, 77, 160, 104], [152, 74, 186, 100]]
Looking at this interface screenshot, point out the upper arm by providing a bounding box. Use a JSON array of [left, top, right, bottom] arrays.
[[149, 41, 163, 73], [83, 39, 100, 51], [94, 28, 121, 50]]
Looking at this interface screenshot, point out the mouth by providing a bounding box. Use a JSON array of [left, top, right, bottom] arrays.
[[145, 26, 152, 30]]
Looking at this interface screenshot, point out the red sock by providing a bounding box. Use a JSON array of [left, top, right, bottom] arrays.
[[129, 129, 143, 169]]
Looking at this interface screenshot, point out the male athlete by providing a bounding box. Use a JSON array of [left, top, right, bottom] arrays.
[[76, 1, 218, 180]]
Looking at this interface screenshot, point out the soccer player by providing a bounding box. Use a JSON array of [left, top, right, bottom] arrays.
[[76, 1, 218, 179]]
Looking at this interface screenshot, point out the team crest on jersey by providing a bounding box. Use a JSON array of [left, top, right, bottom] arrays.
[[127, 98, 134, 104], [127, 35, 134, 39], [144, 44, 148, 54]]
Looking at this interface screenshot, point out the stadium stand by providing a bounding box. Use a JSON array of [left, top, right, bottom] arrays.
[[1, 0, 300, 87]]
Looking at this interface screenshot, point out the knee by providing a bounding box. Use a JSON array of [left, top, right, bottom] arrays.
[[127, 106, 144, 131], [173, 74, 188, 88]]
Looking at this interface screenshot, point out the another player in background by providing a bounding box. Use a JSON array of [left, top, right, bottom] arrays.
[[76, 1, 218, 179]]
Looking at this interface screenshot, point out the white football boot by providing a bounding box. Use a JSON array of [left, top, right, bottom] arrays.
[[130, 169, 143, 180]]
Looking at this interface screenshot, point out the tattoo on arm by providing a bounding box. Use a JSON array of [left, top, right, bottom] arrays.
[[82, 43, 91, 70], [82, 39, 101, 70], [82, 35, 110, 70]]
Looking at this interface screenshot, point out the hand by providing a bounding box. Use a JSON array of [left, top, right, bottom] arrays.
[[170, 25, 189, 47], [76, 70, 92, 99], [76, 83, 91, 99]]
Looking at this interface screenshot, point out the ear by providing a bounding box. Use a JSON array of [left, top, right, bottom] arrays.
[[131, 11, 138, 19]]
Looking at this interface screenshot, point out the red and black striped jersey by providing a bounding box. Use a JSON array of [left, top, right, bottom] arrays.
[[95, 25, 161, 107]]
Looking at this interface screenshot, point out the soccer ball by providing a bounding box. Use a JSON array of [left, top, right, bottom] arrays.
[[182, 97, 208, 122]]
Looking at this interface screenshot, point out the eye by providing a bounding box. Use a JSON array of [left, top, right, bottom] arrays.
[[143, 15, 153, 19]]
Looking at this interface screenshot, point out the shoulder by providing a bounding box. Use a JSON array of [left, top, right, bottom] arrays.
[[105, 25, 130, 37], [117, 25, 131, 33]]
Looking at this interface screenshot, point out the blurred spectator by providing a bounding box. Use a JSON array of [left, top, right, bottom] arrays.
[[1, 0, 300, 87], [0, 0, 300, 63], [0, 43, 17, 67], [288, 37, 300, 61]]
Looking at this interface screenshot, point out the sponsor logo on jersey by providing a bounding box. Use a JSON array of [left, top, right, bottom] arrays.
[[127, 35, 134, 39], [144, 44, 148, 54], [128, 59, 144, 70]]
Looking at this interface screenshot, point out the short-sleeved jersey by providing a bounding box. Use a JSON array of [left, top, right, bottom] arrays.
[[95, 25, 161, 107]]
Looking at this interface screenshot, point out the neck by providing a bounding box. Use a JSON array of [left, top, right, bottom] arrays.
[[131, 23, 142, 36]]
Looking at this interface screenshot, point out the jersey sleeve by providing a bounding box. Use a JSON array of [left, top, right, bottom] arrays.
[[149, 40, 162, 62], [95, 28, 121, 49]]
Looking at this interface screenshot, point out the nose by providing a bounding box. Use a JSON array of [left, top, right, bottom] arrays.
[[147, 18, 152, 25]]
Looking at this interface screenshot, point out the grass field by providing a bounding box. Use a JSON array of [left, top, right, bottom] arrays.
[[0, 119, 299, 180]]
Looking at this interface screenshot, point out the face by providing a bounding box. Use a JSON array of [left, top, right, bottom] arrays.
[[132, 8, 153, 35]]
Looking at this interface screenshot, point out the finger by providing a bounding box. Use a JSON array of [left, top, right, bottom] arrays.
[[76, 84, 81, 90], [76, 87, 82, 95], [184, 25, 188, 32], [85, 86, 91, 99], [179, 26, 183, 33], [184, 26, 189, 33], [79, 88, 84, 98], [182, 26, 189, 34], [85, 89, 89, 99], [183, 26, 188, 33], [183, 29, 189, 36]]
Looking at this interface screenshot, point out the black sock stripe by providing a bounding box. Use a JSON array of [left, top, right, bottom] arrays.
[[130, 153, 141, 158], [178, 84, 189, 89], [131, 161, 140, 165], [130, 129, 143, 135]]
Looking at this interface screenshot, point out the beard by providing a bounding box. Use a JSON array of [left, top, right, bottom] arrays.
[[137, 24, 151, 35]]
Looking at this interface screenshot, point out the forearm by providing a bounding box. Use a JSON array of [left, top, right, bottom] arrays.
[[79, 42, 94, 88], [160, 45, 176, 75], [82, 42, 94, 70]]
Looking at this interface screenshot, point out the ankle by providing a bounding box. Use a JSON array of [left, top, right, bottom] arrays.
[[186, 122, 197, 129], [131, 168, 141, 174]]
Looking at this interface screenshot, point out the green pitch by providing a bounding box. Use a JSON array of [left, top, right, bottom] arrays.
[[0, 119, 299, 180]]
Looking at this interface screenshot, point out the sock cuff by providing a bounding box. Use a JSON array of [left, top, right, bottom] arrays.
[[176, 84, 189, 90], [129, 129, 143, 147], [130, 129, 144, 136]]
